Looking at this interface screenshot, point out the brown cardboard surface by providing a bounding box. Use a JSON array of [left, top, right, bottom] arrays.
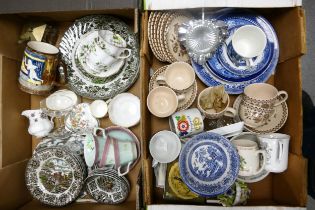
[[0, 0, 139, 14], [141, 7, 306, 207], [1, 56, 31, 168], [0, 160, 32, 210]]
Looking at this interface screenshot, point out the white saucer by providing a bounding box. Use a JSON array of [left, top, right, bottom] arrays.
[[208, 121, 244, 138], [108, 93, 140, 128], [149, 130, 181, 163], [230, 132, 270, 183]]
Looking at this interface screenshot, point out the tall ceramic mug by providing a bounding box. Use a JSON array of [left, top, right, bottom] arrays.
[[169, 108, 204, 138], [258, 133, 290, 173], [240, 83, 288, 128], [19, 41, 65, 95], [232, 139, 266, 177], [197, 87, 237, 119]]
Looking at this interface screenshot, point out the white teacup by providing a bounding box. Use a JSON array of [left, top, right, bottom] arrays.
[[147, 86, 185, 118], [258, 133, 290, 173], [232, 139, 266, 177], [156, 62, 195, 92], [231, 25, 267, 67], [86, 44, 118, 71]]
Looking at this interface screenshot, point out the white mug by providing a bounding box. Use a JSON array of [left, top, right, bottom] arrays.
[[231, 25, 267, 67], [232, 139, 266, 177], [169, 108, 204, 138], [258, 133, 290, 173]]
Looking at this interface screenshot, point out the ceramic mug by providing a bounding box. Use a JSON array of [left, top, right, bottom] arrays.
[[147, 86, 185, 118], [240, 83, 288, 128], [232, 139, 266, 177], [258, 133, 290, 173], [197, 87, 237, 119], [156, 62, 195, 92], [169, 108, 204, 138], [19, 41, 66, 95], [86, 44, 119, 71], [98, 30, 131, 59], [230, 25, 267, 67]]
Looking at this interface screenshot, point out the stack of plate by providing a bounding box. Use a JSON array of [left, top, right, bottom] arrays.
[[85, 168, 130, 204], [26, 146, 86, 207], [148, 11, 191, 63], [192, 9, 279, 94]]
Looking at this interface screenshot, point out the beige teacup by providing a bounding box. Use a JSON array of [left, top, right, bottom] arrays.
[[156, 62, 195, 92], [147, 86, 185, 118], [240, 83, 288, 128], [197, 87, 236, 119]]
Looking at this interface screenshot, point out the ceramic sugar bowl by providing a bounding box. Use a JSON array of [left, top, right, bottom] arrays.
[[22, 109, 53, 138]]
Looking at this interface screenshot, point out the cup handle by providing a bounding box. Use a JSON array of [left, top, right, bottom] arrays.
[[156, 75, 166, 85], [278, 140, 284, 161], [274, 91, 288, 106], [177, 94, 185, 102], [117, 48, 131, 59], [93, 127, 106, 138], [118, 162, 132, 176], [254, 150, 266, 175], [223, 107, 237, 118]]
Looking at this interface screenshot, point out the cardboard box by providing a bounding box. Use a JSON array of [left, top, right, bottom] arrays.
[[140, 7, 307, 208], [0, 9, 143, 210]]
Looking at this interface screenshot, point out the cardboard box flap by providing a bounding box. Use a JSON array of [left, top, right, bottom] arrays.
[[147, 205, 306, 210], [144, 0, 302, 10], [0, 0, 139, 14]]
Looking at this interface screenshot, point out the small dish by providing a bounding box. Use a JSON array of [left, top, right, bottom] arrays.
[[149, 130, 181, 163], [230, 132, 270, 183], [208, 121, 244, 138], [46, 94, 75, 111], [108, 93, 140, 128], [90, 100, 108, 118]]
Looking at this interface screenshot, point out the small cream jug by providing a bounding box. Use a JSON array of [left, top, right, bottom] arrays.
[[22, 109, 53, 138]]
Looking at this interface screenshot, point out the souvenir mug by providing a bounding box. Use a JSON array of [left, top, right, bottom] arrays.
[[156, 62, 195, 92], [147, 86, 185, 118], [169, 108, 204, 138], [232, 139, 266, 177], [258, 133, 290, 173], [230, 25, 267, 67], [19, 41, 66, 95], [197, 87, 237, 119], [240, 83, 288, 128]]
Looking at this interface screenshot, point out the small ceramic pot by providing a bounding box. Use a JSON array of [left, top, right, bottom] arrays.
[[240, 83, 288, 128], [258, 133, 290, 173], [169, 108, 204, 138], [147, 86, 185, 118], [197, 87, 236, 119], [232, 139, 266, 177], [156, 62, 195, 92]]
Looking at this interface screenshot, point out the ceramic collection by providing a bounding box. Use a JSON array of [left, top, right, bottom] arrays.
[[18, 8, 292, 208]]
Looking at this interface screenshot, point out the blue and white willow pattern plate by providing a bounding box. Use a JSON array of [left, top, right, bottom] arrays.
[[193, 9, 279, 94], [179, 132, 239, 197]]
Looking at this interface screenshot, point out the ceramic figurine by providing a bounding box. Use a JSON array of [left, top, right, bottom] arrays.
[[22, 109, 53, 138]]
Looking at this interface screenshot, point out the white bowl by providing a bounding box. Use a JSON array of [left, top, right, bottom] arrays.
[[90, 100, 108, 118], [149, 130, 181, 163], [208, 122, 244, 138]]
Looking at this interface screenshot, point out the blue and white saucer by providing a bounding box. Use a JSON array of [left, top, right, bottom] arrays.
[[179, 132, 239, 197]]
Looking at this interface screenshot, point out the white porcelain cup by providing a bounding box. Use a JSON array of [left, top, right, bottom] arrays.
[[156, 62, 195, 92], [232, 139, 266, 177], [258, 133, 290, 173], [86, 44, 118, 70], [147, 86, 185, 118], [169, 108, 204, 138], [231, 25, 267, 67]]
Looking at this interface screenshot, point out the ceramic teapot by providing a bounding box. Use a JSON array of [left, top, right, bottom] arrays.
[[22, 109, 53, 138]]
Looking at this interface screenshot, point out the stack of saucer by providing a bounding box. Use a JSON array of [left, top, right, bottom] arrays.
[[148, 11, 191, 63]]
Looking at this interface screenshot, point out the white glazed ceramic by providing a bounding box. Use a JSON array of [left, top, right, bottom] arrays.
[[21, 109, 53, 138], [232, 139, 266, 177], [209, 121, 244, 138], [90, 100, 108, 118], [258, 133, 290, 173], [46, 94, 76, 111], [156, 62, 195, 92], [232, 25, 267, 67], [108, 93, 140, 128], [169, 108, 204, 138], [149, 130, 181, 163], [147, 86, 185, 118], [197, 87, 237, 119], [51, 89, 79, 105]]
